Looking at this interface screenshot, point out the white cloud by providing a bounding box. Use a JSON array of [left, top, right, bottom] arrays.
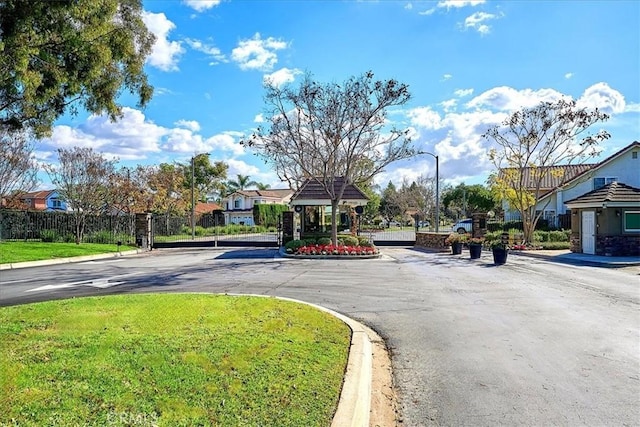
[[41, 108, 166, 160], [231, 33, 288, 71], [442, 74, 453, 81], [404, 3, 413, 10], [464, 11, 500, 35], [624, 102, 640, 113], [440, 99, 458, 112], [175, 120, 201, 132], [183, 0, 221, 12], [263, 68, 303, 88], [466, 86, 565, 111], [438, 0, 485, 8], [454, 88, 474, 97], [565, 72, 574, 79], [419, 7, 437, 15], [227, 159, 261, 177], [205, 133, 245, 156], [577, 82, 626, 114], [163, 128, 208, 153], [185, 38, 227, 65], [142, 12, 184, 72], [407, 107, 443, 130], [254, 114, 265, 123]]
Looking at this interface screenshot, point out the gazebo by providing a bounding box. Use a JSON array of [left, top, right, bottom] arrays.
[[289, 177, 369, 240]]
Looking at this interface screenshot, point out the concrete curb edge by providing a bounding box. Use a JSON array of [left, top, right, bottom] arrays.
[[227, 293, 375, 427]]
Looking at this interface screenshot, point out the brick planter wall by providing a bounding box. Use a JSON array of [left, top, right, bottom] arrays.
[[415, 232, 450, 251]]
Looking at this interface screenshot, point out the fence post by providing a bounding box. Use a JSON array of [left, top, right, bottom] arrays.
[[135, 213, 152, 250]]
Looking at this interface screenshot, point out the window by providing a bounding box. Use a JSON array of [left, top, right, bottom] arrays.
[[624, 211, 640, 232], [52, 199, 62, 208], [593, 177, 617, 190], [632, 151, 638, 159], [234, 199, 240, 209]]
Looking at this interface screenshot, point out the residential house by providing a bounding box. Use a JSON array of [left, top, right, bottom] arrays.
[[223, 189, 293, 226], [565, 182, 640, 256], [501, 141, 640, 229], [194, 201, 224, 227], [15, 190, 68, 211], [500, 141, 640, 255], [501, 164, 595, 224]]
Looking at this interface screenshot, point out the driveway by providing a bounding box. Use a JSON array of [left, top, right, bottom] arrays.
[[1, 248, 638, 426]]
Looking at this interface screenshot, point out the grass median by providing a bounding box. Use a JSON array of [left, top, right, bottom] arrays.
[[0, 241, 127, 264], [0, 293, 351, 426]]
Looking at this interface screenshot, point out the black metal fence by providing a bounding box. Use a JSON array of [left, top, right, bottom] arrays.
[[151, 213, 281, 248], [0, 210, 136, 244]]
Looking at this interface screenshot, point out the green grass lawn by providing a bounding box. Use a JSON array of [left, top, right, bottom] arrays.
[[0, 241, 126, 264], [0, 294, 351, 426]]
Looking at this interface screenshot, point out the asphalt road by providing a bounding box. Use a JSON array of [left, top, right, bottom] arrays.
[[1, 248, 639, 426]]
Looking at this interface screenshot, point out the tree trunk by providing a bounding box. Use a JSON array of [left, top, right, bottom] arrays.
[[331, 199, 339, 245]]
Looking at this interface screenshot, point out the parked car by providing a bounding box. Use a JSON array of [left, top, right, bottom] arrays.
[[418, 220, 430, 228], [452, 218, 472, 233]]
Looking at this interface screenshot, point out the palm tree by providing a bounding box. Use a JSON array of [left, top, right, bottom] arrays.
[[255, 182, 271, 190], [226, 174, 258, 192]]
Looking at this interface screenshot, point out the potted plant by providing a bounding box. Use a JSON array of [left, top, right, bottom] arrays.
[[490, 240, 509, 265], [445, 233, 467, 255], [468, 237, 484, 259]]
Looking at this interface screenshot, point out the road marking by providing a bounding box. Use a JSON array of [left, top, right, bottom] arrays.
[[25, 272, 144, 293]]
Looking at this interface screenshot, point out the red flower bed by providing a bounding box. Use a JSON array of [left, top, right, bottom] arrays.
[[292, 244, 379, 256]]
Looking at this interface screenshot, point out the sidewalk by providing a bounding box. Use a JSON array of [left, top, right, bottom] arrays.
[[509, 249, 640, 267]]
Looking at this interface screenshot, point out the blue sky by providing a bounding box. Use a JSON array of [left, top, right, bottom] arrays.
[[37, 0, 640, 191]]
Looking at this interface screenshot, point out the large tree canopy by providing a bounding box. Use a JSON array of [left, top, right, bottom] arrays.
[[0, 125, 38, 202], [484, 99, 610, 244], [0, 0, 154, 136], [243, 71, 416, 244]]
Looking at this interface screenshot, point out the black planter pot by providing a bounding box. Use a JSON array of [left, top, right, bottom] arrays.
[[452, 242, 463, 255], [469, 244, 482, 259], [492, 247, 508, 265]]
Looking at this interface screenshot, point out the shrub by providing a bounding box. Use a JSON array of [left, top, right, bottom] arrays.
[[533, 230, 549, 243], [341, 235, 359, 247], [284, 239, 306, 252], [317, 237, 332, 245], [540, 241, 571, 250], [357, 236, 371, 246], [40, 229, 60, 243], [549, 230, 570, 242], [84, 230, 112, 244]]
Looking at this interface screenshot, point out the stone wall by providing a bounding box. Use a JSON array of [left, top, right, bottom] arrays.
[[415, 232, 450, 251], [597, 235, 640, 257]]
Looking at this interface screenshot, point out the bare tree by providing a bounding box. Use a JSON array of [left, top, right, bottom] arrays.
[[0, 126, 39, 204], [484, 99, 610, 244], [243, 71, 416, 244], [44, 147, 117, 244]]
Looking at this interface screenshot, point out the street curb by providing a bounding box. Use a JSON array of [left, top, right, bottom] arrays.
[[0, 249, 143, 270], [227, 294, 375, 427], [509, 250, 640, 267]]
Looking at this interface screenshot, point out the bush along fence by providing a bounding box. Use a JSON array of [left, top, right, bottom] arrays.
[[0, 210, 136, 245]]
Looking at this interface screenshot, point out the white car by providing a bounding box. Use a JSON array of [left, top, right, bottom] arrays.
[[452, 218, 472, 233]]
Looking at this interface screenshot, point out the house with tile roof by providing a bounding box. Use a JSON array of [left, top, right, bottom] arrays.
[[223, 189, 293, 226], [564, 181, 640, 256], [501, 141, 640, 234], [13, 190, 68, 211]]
